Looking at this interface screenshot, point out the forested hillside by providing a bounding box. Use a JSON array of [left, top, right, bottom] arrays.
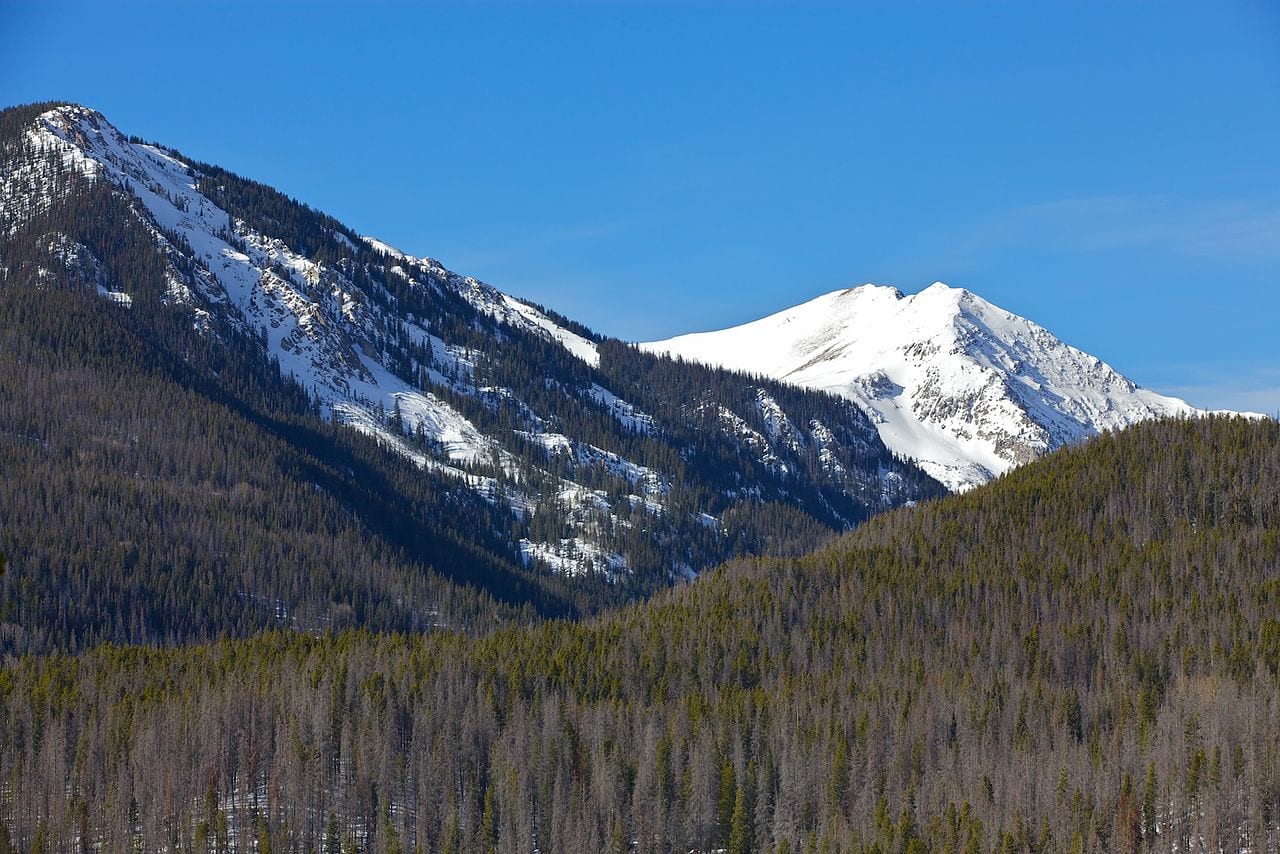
[[0, 105, 600, 652], [2, 417, 1277, 852], [0, 102, 942, 653]]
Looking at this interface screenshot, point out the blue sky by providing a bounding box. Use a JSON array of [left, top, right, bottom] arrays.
[[3, 1, 1278, 412]]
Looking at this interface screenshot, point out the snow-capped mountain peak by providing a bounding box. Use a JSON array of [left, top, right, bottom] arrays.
[[643, 281, 1209, 491], [2, 102, 940, 583]]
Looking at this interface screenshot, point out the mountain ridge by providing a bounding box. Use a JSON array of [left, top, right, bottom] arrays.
[[0, 101, 943, 651], [643, 280, 1241, 490]]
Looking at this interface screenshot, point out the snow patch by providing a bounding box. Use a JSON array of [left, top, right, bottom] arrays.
[[517, 430, 669, 496], [519, 537, 626, 579], [96, 285, 132, 307], [585, 383, 657, 434], [713, 404, 788, 475]]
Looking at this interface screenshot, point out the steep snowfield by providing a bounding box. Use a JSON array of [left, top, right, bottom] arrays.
[[28, 105, 598, 397], [644, 283, 1206, 491]]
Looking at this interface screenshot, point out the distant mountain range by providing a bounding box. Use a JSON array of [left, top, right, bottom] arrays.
[[3, 101, 1275, 854], [1, 100, 1251, 652], [645, 283, 1235, 490]]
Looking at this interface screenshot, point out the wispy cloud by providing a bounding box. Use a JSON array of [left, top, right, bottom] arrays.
[[956, 195, 1280, 263]]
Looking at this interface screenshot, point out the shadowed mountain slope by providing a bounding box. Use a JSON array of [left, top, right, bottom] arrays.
[[2, 416, 1277, 851]]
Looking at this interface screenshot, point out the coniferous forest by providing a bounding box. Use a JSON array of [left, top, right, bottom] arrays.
[[1, 100, 1279, 853], [2, 417, 1279, 852]]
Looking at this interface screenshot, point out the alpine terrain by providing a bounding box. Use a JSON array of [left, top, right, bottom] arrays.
[[2, 100, 1279, 854], [0, 103, 942, 651], [644, 283, 1219, 491]]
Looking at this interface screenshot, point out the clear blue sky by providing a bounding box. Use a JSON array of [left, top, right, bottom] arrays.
[[3, 1, 1278, 412]]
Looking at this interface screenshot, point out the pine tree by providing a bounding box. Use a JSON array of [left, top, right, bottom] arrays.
[[729, 775, 753, 854]]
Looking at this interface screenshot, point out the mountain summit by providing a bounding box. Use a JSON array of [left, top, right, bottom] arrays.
[[643, 282, 1209, 490], [0, 102, 944, 649]]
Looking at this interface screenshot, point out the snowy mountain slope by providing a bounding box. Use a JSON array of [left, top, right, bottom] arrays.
[[25, 106, 593, 420], [3, 103, 942, 585], [643, 282, 1215, 491]]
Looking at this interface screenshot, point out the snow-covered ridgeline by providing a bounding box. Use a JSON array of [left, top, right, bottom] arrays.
[[360, 236, 600, 368], [18, 104, 941, 578], [644, 282, 1218, 491], [25, 105, 640, 575], [31, 105, 599, 397]]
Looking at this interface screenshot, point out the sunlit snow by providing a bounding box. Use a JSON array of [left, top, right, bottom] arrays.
[[644, 282, 1209, 491]]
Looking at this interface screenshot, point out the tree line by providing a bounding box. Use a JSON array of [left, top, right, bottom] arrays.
[[1, 417, 1277, 851]]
